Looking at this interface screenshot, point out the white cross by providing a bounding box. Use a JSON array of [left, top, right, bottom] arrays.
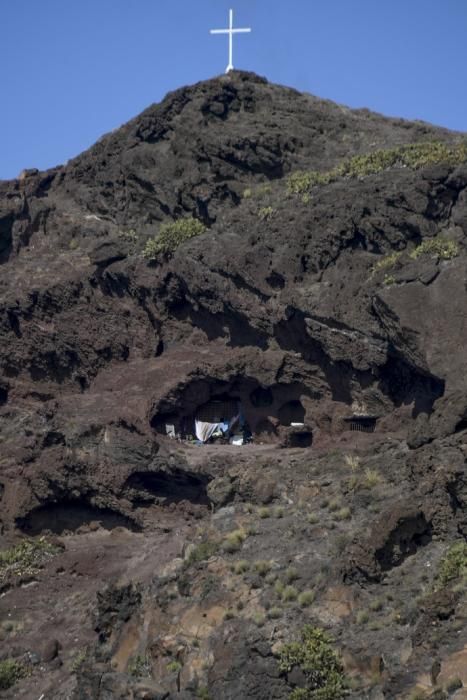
[[210, 9, 252, 74]]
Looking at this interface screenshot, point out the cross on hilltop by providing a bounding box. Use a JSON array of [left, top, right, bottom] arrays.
[[210, 9, 252, 74]]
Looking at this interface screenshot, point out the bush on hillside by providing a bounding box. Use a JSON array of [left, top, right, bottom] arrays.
[[0, 660, 27, 691], [287, 140, 467, 195], [278, 625, 347, 699], [410, 236, 459, 261], [143, 217, 207, 259]]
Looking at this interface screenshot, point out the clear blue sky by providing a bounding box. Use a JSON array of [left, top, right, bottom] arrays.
[[1, 0, 466, 180]]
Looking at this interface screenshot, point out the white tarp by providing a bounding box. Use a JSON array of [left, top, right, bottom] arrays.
[[194, 413, 240, 443], [195, 420, 225, 443]]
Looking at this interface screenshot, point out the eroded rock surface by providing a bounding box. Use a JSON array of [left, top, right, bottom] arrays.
[[1, 71, 467, 699]]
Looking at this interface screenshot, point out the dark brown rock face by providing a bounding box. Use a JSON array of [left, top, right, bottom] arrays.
[[2, 72, 467, 699]]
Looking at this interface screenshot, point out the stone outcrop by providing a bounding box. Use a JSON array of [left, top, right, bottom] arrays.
[[1, 72, 467, 700]]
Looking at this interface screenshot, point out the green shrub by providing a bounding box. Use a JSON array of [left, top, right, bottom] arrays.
[[0, 659, 26, 691], [275, 579, 285, 597], [307, 513, 319, 525], [258, 507, 271, 519], [234, 559, 249, 575], [282, 585, 299, 602], [327, 499, 341, 513], [368, 620, 382, 631], [268, 606, 283, 619], [435, 541, 467, 589], [167, 660, 182, 674], [344, 454, 361, 471], [298, 590, 315, 608], [71, 649, 88, 673], [335, 507, 351, 521], [242, 188, 252, 199], [223, 529, 247, 554], [287, 140, 467, 197], [252, 612, 266, 627], [186, 540, 219, 565], [254, 560, 273, 577], [119, 228, 138, 243], [287, 170, 332, 195], [258, 206, 275, 221], [128, 654, 150, 677], [363, 468, 381, 488], [285, 566, 300, 583], [356, 610, 369, 625], [0, 537, 61, 583], [278, 626, 347, 699], [369, 598, 384, 612], [410, 236, 459, 261], [407, 690, 428, 700], [372, 251, 402, 274], [143, 217, 207, 259]]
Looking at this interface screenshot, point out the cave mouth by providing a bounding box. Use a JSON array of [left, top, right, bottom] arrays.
[[125, 469, 211, 506], [455, 416, 467, 433], [375, 512, 433, 572], [151, 377, 312, 446], [344, 416, 377, 433], [288, 431, 313, 448], [0, 386, 8, 406], [278, 400, 305, 426], [379, 356, 445, 417], [17, 500, 141, 536]]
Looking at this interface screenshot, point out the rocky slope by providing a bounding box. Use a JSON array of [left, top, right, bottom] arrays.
[[1, 71, 467, 699]]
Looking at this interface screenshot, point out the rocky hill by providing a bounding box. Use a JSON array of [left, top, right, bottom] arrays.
[[1, 71, 467, 699]]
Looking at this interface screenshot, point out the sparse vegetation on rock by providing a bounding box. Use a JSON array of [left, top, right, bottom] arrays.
[[278, 625, 347, 699], [287, 140, 467, 195], [143, 217, 207, 258], [0, 659, 27, 691], [0, 537, 61, 584], [410, 236, 459, 261], [258, 206, 275, 221], [435, 541, 467, 589]]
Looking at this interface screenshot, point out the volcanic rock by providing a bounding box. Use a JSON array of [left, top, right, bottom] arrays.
[[1, 71, 467, 699]]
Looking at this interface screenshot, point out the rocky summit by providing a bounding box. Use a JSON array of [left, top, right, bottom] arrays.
[[2, 71, 467, 700]]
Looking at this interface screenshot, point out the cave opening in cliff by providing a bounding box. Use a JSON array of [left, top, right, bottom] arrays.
[[277, 400, 306, 426], [0, 385, 8, 406], [379, 356, 445, 417], [344, 416, 377, 433], [151, 378, 313, 448], [125, 468, 211, 506], [375, 513, 433, 572], [17, 499, 141, 536]]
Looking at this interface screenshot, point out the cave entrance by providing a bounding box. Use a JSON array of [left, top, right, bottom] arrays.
[[152, 379, 313, 449], [17, 500, 141, 536], [278, 400, 305, 426], [344, 416, 377, 433], [375, 513, 433, 572], [125, 469, 210, 506], [288, 431, 313, 448]]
